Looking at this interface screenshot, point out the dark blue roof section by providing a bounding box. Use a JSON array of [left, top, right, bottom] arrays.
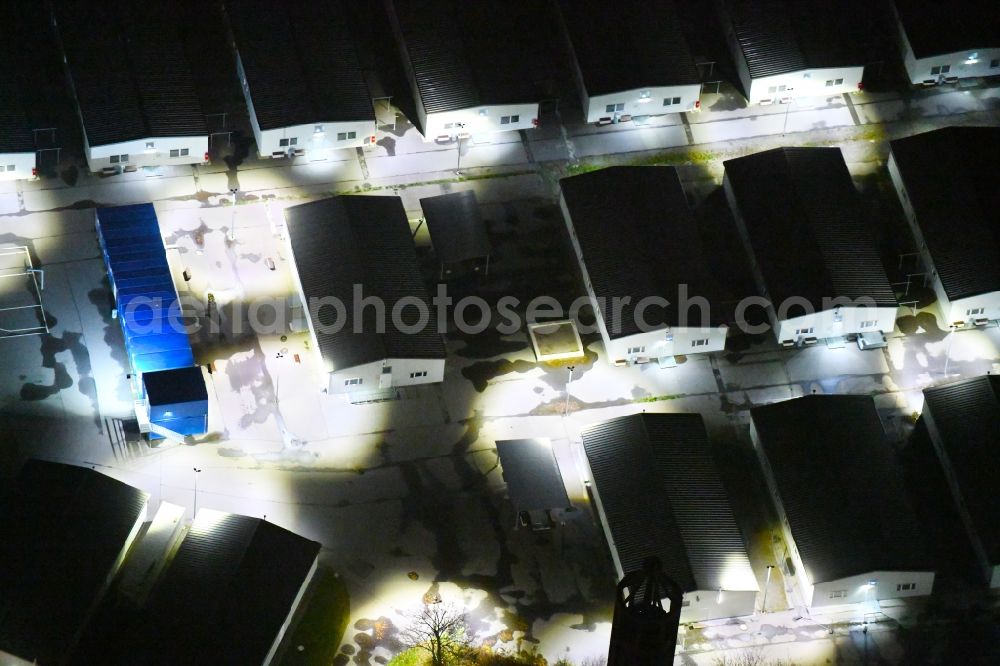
[[0, 460, 148, 665], [0, 2, 35, 154], [922, 375, 1000, 564], [387, 0, 554, 114], [582, 413, 755, 593], [751, 395, 932, 583], [96, 204, 195, 378], [557, 0, 700, 96], [892, 0, 1000, 59], [560, 166, 725, 336], [720, 0, 865, 78], [889, 127, 1000, 302], [53, 0, 208, 147], [144, 366, 208, 406], [724, 147, 897, 312], [140, 512, 320, 665], [419, 190, 491, 265], [286, 195, 446, 371], [226, 0, 374, 130]]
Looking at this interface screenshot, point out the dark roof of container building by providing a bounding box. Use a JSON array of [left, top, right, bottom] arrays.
[[495, 439, 571, 513], [922, 375, 1000, 563], [0, 460, 148, 665], [226, 0, 374, 130], [54, 0, 208, 147], [419, 191, 491, 265], [557, 0, 700, 96], [582, 413, 756, 593], [560, 166, 725, 337], [0, 2, 38, 154], [724, 147, 897, 313], [892, 0, 1000, 59], [721, 0, 865, 79], [889, 126, 1000, 302], [751, 395, 932, 584], [285, 196, 446, 371], [143, 366, 208, 407], [387, 0, 553, 114], [138, 511, 320, 665]]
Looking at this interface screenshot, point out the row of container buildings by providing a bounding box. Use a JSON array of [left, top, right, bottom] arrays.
[[270, 124, 998, 396], [88, 122, 995, 420], [492, 375, 1000, 625], [1, 0, 998, 179], [0, 460, 320, 665]]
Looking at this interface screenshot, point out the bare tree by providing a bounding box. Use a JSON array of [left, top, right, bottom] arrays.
[[400, 602, 470, 666], [713, 646, 791, 666]]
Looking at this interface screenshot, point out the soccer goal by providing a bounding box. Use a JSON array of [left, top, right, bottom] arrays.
[[0, 245, 48, 339]]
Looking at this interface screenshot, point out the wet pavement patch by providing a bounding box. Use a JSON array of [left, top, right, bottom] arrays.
[[462, 359, 538, 393]]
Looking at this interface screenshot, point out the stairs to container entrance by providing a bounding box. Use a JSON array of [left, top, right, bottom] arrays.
[[106, 416, 150, 462]]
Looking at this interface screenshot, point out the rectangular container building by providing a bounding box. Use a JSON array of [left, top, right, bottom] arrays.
[[921, 375, 1000, 588], [52, 0, 209, 172], [226, 0, 377, 158], [0, 3, 36, 181], [384, 0, 551, 140], [555, 0, 702, 123], [95, 204, 208, 439], [0, 460, 148, 665], [724, 147, 898, 344], [887, 126, 1000, 327], [889, 0, 1000, 85], [560, 166, 728, 366], [581, 413, 759, 623], [100, 509, 320, 666], [716, 0, 866, 105], [284, 195, 446, 396], [750, 395, 934, 608]]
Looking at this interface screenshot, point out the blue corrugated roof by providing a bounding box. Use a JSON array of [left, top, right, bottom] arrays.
[[96, 204, 193, 376]]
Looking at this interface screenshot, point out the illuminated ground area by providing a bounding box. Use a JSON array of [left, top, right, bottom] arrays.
[[0, 84, 999, 664]]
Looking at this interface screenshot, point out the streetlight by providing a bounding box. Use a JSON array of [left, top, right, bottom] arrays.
[[781, 97, 794, 135], [192, 467, 202, 516], [943, 325, 958, 377], [228, 187, 238, 241], [760, 565, 774, 613], [564, 365, 576, 415], [454, 123, 466, 175]]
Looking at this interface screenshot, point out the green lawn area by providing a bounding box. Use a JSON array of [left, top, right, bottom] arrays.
[[280, 566, 350, 666]]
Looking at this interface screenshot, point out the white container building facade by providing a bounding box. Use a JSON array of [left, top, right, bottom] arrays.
[[226, 0, 377, 159], [716, 0, 866, 105], [560, 167, 728, 366], [724, 147, 898, 344], [385, 0, 553, 141], [888, 126, 1000, 327], [556, 0, 702, 123], [581, 414, 759, 623], [889, 0, 1000, 85], [284, 195, 446, 396], [53, 1, 209, 172], [751, 396, 935, 609]]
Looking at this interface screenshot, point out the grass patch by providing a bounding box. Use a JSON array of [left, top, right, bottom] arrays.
[[635, 394, 682, 403], [279, 567, 350, 666], [630, 149, 716, 167], [387, 647, 426, 666]]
